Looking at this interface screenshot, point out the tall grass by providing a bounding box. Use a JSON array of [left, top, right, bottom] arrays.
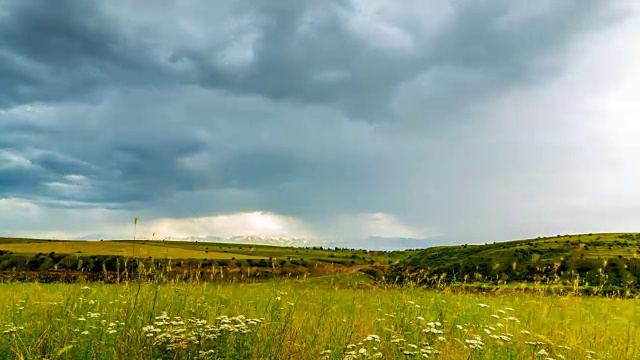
[[0, 277, 638, 359]]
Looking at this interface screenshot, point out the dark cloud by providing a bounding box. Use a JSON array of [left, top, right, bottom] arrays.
[[0, 0, 631, 242], [32, 151, 98, 177], [0, 165, 44, 196], [219, 148, 301, 189], [167, 0, 612, 121], [0, 0, 180, 107], [0, 0, 613, 117]]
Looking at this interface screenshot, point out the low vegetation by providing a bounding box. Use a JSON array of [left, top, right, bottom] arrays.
[[3, 233, 640, 295], [1, 278, 638, 359], [0, 233, 639, 359], [388, 233, 640, 296], [0, 237, 402, 284]]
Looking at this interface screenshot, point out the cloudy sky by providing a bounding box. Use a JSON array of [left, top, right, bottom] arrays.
[[1, 0, 639, 245]]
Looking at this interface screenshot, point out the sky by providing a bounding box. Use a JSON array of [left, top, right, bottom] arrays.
[[0, 0, 639, 245]]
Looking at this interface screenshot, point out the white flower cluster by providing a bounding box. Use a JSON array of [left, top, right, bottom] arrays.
[[142, 312, 264, 356]]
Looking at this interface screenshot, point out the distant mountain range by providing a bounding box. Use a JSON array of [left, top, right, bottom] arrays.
[[73, 234, 443, 251], [179, 235, 441, 250], [345, 236, 443, 251]]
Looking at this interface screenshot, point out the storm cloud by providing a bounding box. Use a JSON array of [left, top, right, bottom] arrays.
[[1, 0, 639, 245]]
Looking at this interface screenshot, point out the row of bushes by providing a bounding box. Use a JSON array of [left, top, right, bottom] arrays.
[[384, 255, 640, 289], [0, 251, 320, 273]]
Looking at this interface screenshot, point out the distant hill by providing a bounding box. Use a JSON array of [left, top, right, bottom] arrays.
[[3, 232, 640, 293], [82, 234, 445, 251], [73, 233, 114, 241], [389, 232, 640, 291], [327, 236, 443, 251]]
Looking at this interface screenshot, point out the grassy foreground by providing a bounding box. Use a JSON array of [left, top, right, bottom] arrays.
[[1, 277, 638, 360]]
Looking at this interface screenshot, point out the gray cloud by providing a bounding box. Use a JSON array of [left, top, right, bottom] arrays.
[[0, 0, 614, 117], [0, 0, 635, 242]]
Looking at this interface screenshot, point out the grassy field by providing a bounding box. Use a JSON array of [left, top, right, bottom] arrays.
[[0, 237, 403, 263], [396, 233, 640, 292], [0, 237, 401, 283], [1, 234, 640, 359], [407, 233, 640, 267], [0, 240, 265, 260], [0, 277, 638, 360]]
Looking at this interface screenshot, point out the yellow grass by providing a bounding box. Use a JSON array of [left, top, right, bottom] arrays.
[[0, 279, 638, 359], [0, 241, 264, 260]]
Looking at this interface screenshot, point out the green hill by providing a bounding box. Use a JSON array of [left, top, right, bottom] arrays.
[[2, 233, 640, 293], [0, 237, 405, 283], [387, 233, 640, 292]]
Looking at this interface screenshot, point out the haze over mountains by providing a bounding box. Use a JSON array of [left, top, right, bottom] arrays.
[[73, 233, 441, 251]]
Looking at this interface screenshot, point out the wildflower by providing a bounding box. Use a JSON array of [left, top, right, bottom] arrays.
[[537, 349, 549, 356], [364, 334, 380, 342], [490, 334, 512, 342], [465, 338, 484, 350], [417, 316, 425, 321], [478, 303, 490, 308]]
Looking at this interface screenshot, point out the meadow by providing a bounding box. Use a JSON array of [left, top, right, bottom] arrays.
[[1, 234, 640, 359], [1, 276, 638, 360]]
